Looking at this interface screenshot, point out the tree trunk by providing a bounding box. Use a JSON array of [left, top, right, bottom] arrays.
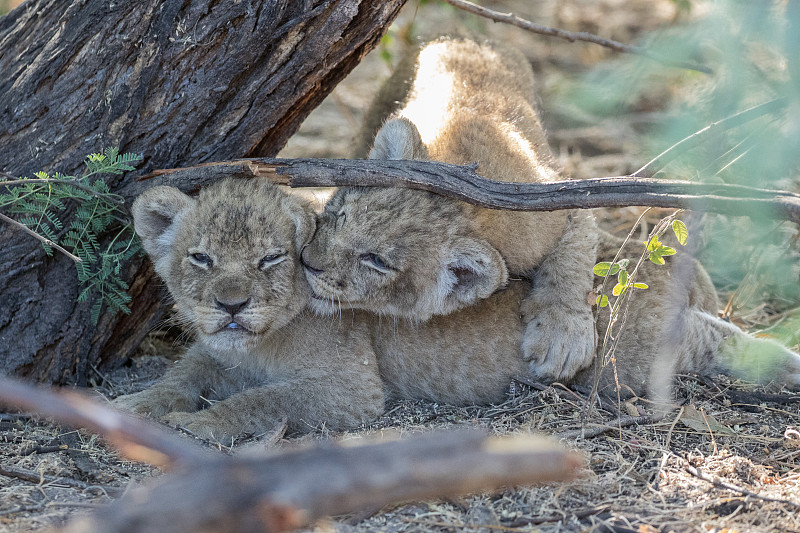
[[0, 0, 405, 383]]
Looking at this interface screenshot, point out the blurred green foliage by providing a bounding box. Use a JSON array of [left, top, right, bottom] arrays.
[[560, 0, 800, 320]]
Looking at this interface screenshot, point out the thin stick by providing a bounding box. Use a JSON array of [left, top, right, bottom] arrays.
[[0, 211, 82, 263], [505, 505, 611, 528], [632, 98, 787, 178], [683, 463, 800, 510], [664, 406, 684, 451], [0, 465, 122, 495], [443, 0, 712, 74], [0, 175, 126, 205], [557, 412, 668, 440]]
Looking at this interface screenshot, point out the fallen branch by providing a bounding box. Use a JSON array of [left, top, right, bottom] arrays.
[[0, 377, 207, 468], [443, 0, 712, 74], [133, 158, 800, 225], [61, 430, 583, 533], [0, 377, 582, 532]]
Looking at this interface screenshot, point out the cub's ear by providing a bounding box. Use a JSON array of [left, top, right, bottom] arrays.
[[369, 117, 428, 160], [131, 186, 194, 266], [421, 237, 509, 318], [280, 195, 316, 250]]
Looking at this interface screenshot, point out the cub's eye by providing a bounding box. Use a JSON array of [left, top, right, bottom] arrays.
[[259, 251, 288, 269], [189, 252, 213, 267], [359, 253, 391, 273]]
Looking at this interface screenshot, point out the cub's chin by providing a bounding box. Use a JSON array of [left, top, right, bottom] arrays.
[[308, 292, 348, 315], [200, 324, 259, 352]]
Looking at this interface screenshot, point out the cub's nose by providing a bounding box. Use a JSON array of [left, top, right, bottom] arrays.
[[300, 244, 324, 274], [215, 297, 250, 317]]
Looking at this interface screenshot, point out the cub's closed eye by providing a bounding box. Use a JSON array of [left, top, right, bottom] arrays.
[[189, 252, 213, 267], [360, 253, 391, 273], [259, 251, 288, 269]]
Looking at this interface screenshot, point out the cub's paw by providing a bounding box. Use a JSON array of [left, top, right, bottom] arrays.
[[161, 411, 242, 443], [522, 307, 595, 381], [113, 390, 178, 418], [114, 389, 197, 418]]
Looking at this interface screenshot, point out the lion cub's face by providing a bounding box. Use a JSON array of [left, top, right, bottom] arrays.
[[133, 179, 313, 352], [301, 185, 508, 321], [301, 117, 508, 321]]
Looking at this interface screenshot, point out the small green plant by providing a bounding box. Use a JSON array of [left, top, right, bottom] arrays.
[[593, 215, 687, 309], [0, 148, 143, 323], [586, 211, 689, 403]]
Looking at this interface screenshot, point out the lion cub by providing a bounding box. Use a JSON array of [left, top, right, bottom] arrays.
[[116, 182, 800, 429], [114, 179, 385, 443], [301, 37, 598, 381], [372, 230, 800, 401]]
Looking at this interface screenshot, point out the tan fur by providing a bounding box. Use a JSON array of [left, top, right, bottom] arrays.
[[303, 38, 598, 380], [114, 179, 385, 443]]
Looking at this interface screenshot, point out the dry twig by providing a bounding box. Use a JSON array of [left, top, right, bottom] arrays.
[[557, 412, 669, 440], [683, 461, 800, 510], [0, 212, 82, 263], [0, 464, 122, 496], [443, 0, 712, 74]]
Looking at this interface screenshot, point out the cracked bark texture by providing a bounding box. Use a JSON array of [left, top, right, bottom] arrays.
[[0, 0, 405, 383]]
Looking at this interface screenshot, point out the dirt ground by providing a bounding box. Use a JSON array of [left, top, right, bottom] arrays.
[[3, 1, 800, 532]]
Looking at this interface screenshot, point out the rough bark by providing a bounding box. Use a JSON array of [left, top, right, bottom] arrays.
[[0, 0, 405, 383]]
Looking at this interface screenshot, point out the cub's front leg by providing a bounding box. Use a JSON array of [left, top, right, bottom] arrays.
[[521, 210, 598, 381], [113, 350, 223, 418], [162, 374, 385, 444]]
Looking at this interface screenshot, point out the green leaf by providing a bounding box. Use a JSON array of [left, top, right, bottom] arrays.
[[593, 262, 613, 276], [633, 282, 649, 289], [646, 236, 660, 251], [618, 269, 628, 286], [608, 263, 621, 275], [596, 294, 609, 307], [658, 245, 677, 256], [649, 253, 665, 265], [612, 283, 626, 296], [672, 220, 689, 245]]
